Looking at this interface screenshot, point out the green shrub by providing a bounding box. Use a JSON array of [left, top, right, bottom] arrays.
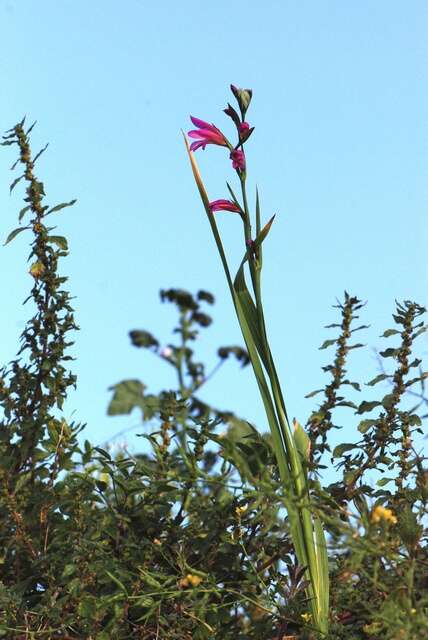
[[0, 118, 426, 639]]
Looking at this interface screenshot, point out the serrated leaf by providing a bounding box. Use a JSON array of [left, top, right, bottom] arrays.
[[107, 379, 147, 416], [4, 226, 29, 245], [47, 199, 76, 214], [48, 235, 68, 250]]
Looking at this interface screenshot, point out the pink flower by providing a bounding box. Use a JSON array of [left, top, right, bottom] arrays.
[[188, 116, 228, 152], [238, 122, 252, 142], [230, 149, 246, 171], [209, 199, 241, 214]]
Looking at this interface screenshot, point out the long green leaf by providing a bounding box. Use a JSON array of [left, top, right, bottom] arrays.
[[184, 138, 329, 634]]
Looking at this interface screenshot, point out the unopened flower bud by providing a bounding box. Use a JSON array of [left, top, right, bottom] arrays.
[[231, 85, 253, 118]]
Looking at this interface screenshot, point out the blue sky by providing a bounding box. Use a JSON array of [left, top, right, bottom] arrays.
[[1, 1, 427, 462]]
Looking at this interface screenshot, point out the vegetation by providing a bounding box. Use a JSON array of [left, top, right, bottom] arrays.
[[0, 93, 426, 639]]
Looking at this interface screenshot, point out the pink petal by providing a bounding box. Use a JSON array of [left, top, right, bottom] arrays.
[[190, 115, 212, 130], [189, 141, 206, 151]]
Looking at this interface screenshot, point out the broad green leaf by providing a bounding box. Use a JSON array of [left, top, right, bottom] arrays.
[[107, 379, 146, 415]]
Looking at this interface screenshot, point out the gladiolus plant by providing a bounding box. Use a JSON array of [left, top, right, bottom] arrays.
[[185, 86, 329, 634]]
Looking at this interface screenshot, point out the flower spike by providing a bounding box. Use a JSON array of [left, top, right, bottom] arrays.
[[188, 116, 229, 152], [209, 199, 242, 214]]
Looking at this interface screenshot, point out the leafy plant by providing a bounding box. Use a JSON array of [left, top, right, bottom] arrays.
[[0, 99, 426, 639]]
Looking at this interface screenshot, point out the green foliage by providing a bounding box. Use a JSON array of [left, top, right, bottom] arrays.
[[0, 123, 426, 640]]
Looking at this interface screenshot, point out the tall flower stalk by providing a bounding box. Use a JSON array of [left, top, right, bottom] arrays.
[[184, 85, 329, 634]]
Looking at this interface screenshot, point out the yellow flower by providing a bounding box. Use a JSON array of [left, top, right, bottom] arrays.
[[371, 505, 397, 525], [29, 261, 46, 279], [301, 612, 312, 623], [179, 573, 203, 588], [235, 504, 248, 516], [99, 472, 109, 485]]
